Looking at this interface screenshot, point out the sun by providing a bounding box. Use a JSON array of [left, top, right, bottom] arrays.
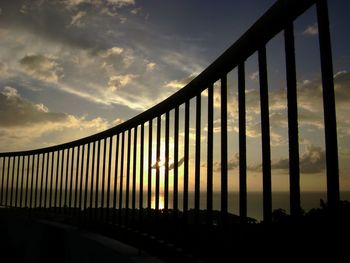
[[156, 159, 165, 169]]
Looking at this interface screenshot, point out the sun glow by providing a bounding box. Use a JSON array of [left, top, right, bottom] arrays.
[[151, 195, 165, 210]]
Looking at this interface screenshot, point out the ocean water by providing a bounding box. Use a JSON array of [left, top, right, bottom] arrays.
[[2, 188, 350, 221]]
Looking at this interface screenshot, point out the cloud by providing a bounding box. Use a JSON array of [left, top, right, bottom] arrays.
[[164, 73, 197, 89], [249, 71, 259, 81], [0, 0, 94, 49], [98, 46, 124, 58], [1, 86, 19, 98], [131, 7, 141, 15], [19, 54, 62, 82], [121, 48, 135, 67], [0, 63, 9, 78], [0, 86, 67, 127], [333, 71, 350, 107], [161, 51, 203, 75], [146, 62, 156, 71], [211, 118, 235, 134], [0, 86, 110, 151], [302, 146, 326, 171], [303, 23, 318, 36], [69, 11, 87, 27], [63, 0, 88, 8], [241, 71, 350, 135], [107, 0, 135, 8], [151, 157, 185, 170], [204, 144, 325, 174], [112, 118, 124, 125], [99, 47, 124, 58], [204, 153, 263, 173], [107, 74, 138, 92], [212, 153, 239, 172], [63, 0, 135, 9], [271, 145, 325, 174], [0, 0, 134, 52]]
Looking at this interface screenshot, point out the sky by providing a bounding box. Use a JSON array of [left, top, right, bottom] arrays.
[[1, 0, 350, 196]]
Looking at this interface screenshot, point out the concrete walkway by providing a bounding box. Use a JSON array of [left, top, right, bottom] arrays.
[[0, 212, 164, 263]]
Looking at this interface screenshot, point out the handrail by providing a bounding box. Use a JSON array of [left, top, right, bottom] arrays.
[[0, 0, 315, 157]]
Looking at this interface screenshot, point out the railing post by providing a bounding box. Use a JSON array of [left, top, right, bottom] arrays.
[[207, 84, 214, 226], [107, 137, 113, 222], [69, 148, 75, 214], [15, 156, 20, 208], [259, 46, 272, 223], [316, 0, 340, 207], [75, 147, 80, 215], [84, 143, 91, 219], [94, 142, 100, 219], [54, 151, 60, 212], [156, 116, 161, 216], [284, 22, 301, 217], [125, 130, 132, 224], [139, 124, 144, 227], [101, 140, 107, 221], [164, 112, 170, 219], [1, 157, 5, 206], [30, 154, 35, 210], [195, 94, 201, 225], [89, 142, 95, 220], [5, 157, 10, 206], [39, 154, 45, 208], [132, 127, 138, 226], [77, 145, 84, 219], [113, 135, 119, 224], [184, 101, 190, 226], [20, 156, 25, 208], [79, 145, 85, 215], [44, 153, 49, 209], [49, 153, 54, 210], [64, 148, 70, 213], [89, 141, 96, 220], [25, 156, 30, 208], [119, 132, 125, 225], [221, 76, 228, 227], [147, 120, 153, 222], [238, 62, 247, 221], [10, 157, 15, 207], [14, 157, 20, 207], [174, 107, 179, 221], [59, 150, 65, 212]]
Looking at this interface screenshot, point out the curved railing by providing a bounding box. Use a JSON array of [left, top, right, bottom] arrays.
[[0, 0, 338, 235]]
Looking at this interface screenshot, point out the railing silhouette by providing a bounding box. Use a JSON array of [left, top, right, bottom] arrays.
[[0, 0, 340, 258]]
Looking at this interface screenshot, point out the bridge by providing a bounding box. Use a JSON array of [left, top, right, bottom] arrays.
[[0, 0, 349, 262]]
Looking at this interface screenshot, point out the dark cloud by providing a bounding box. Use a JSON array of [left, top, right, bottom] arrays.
[[151, 157, 184, 170], [19, 54, 62, 82], [0, 0, 104, 50], [206, 153, 239, 173], [299, 145, 325, 173], [203, 145, 325, 174], [271, 145, 325, 174], [0, 86, 67, 127], [0, 86, 111, 152], [0, 0, 134, 49]]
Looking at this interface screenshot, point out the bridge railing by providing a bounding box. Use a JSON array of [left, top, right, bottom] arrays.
[[0, 0, 338, 228]]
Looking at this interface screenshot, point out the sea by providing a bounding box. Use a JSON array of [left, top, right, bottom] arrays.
[[2, 189, 350, 221]]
